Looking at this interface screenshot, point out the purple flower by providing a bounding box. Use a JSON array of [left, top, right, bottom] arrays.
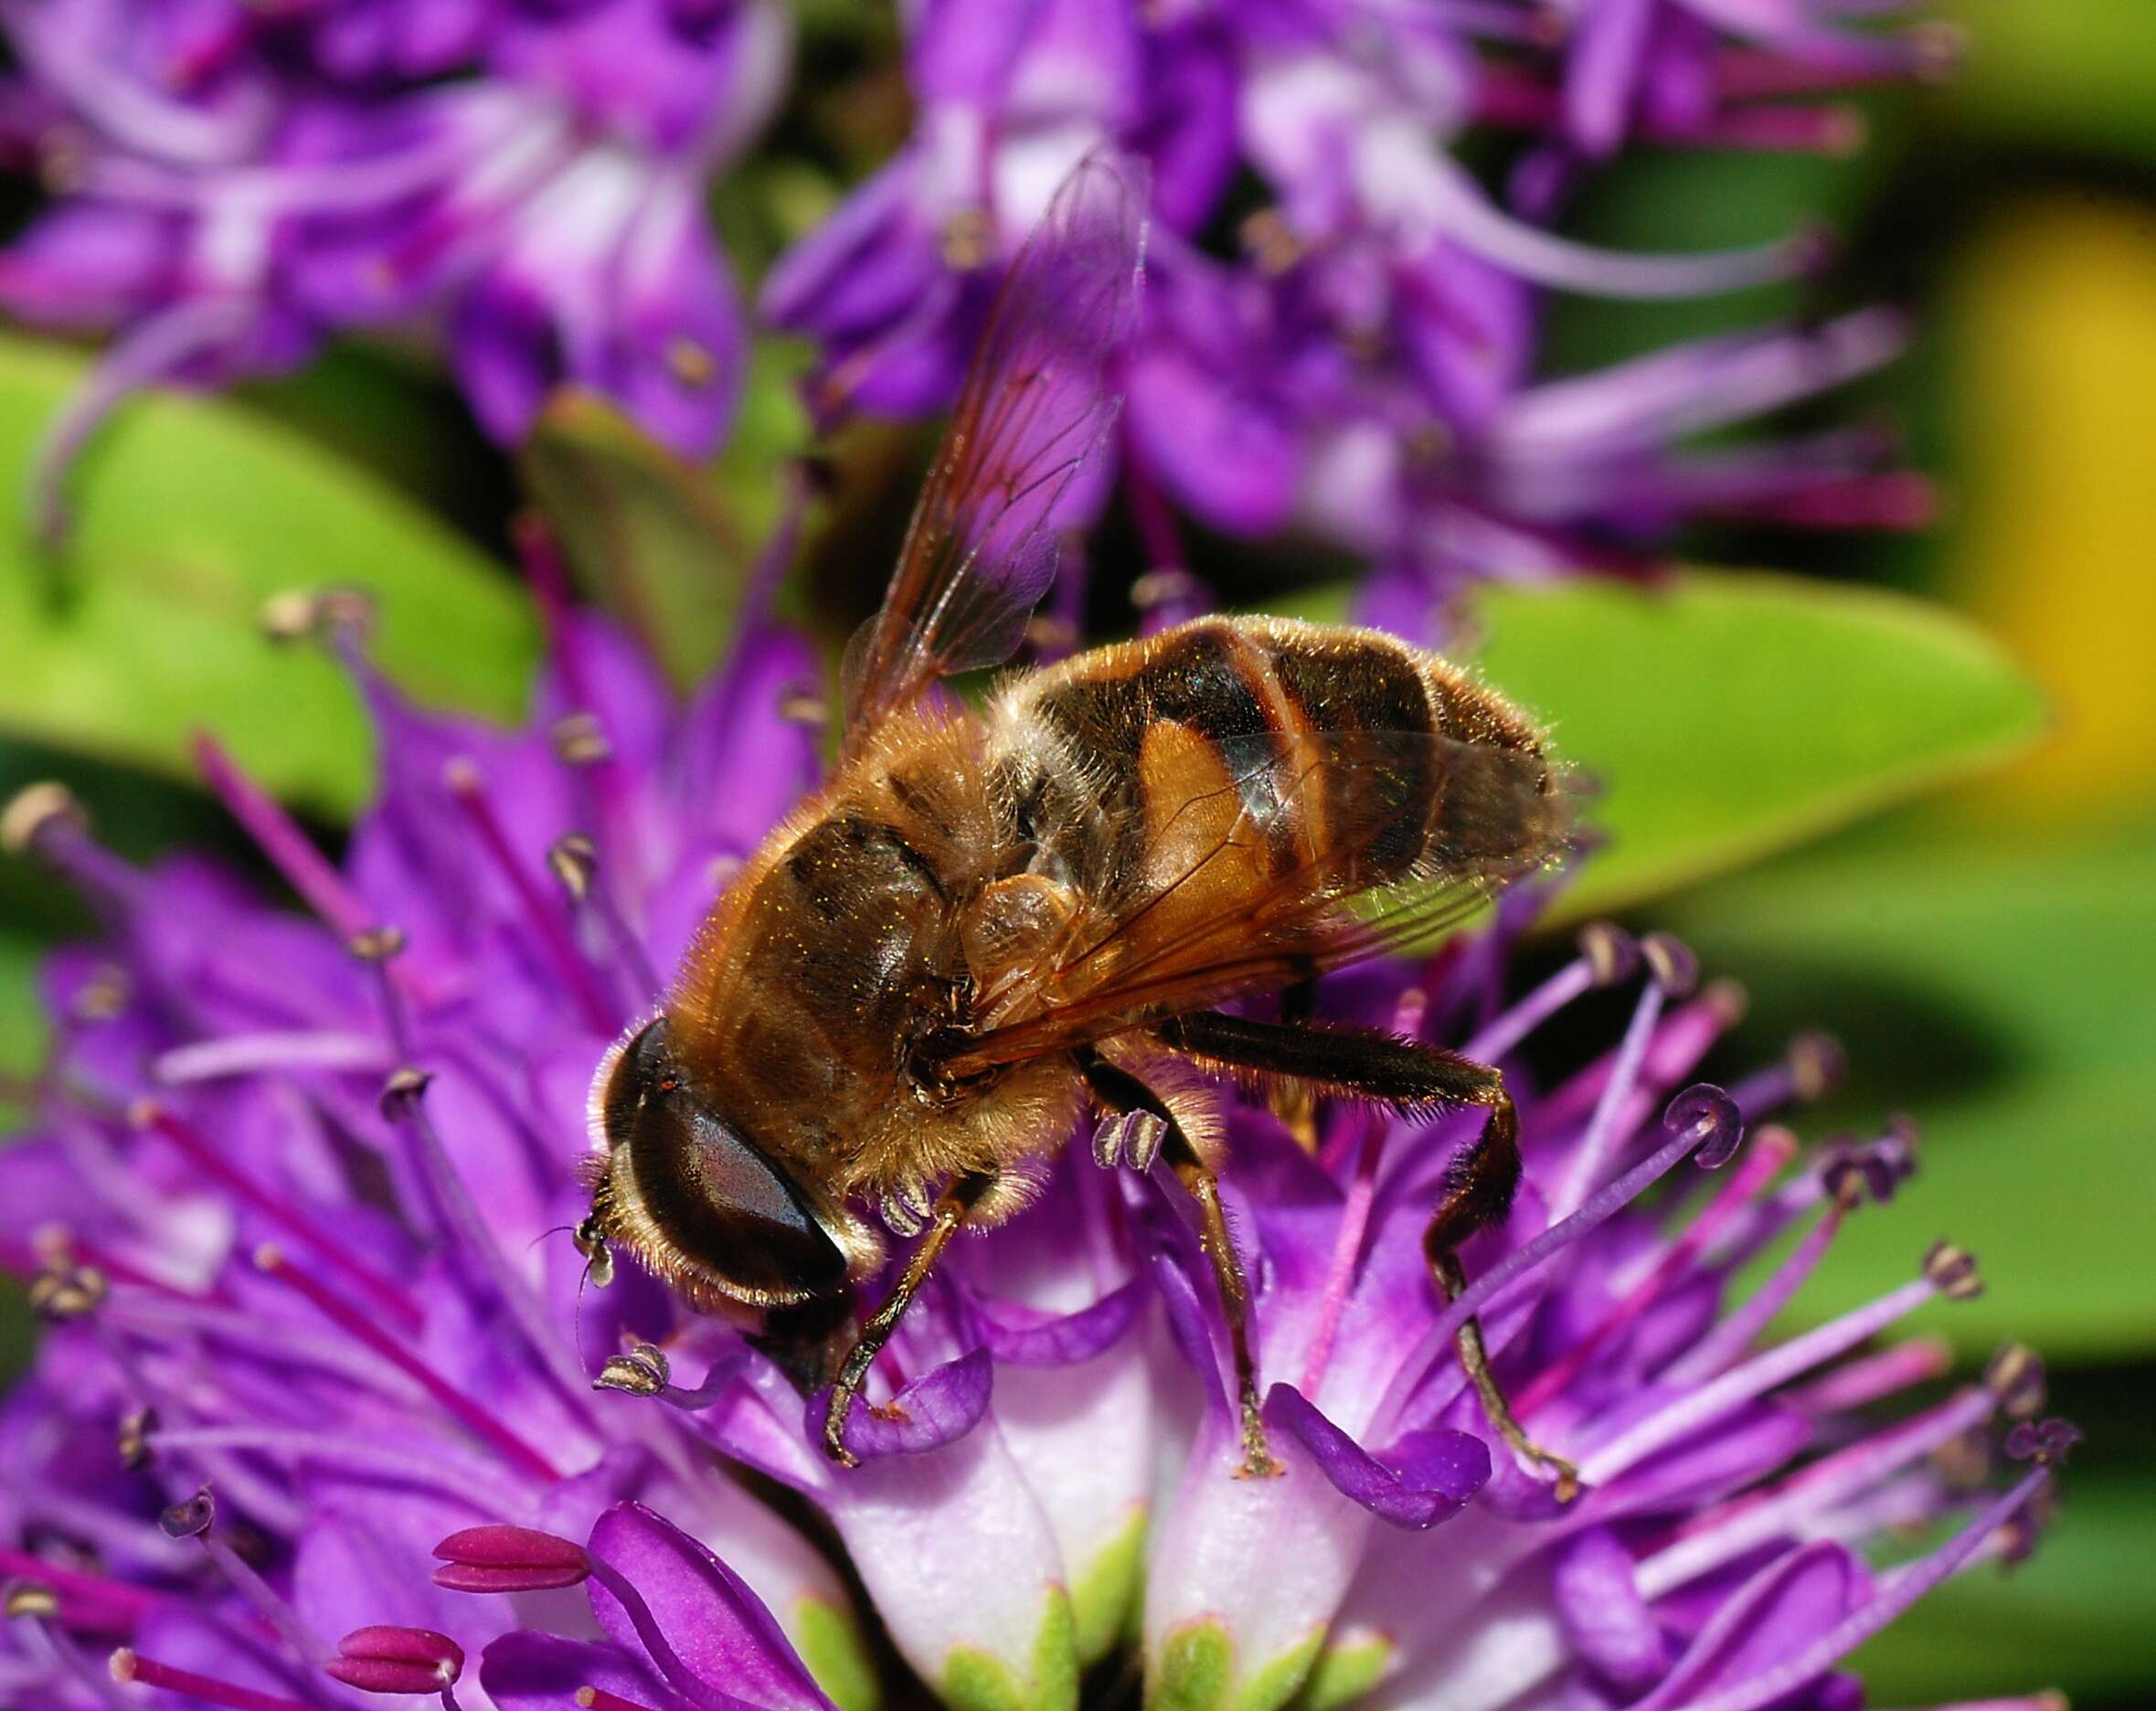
[[764, 0, 1938, 627], [0, 0, 789, 538], [0, 562, 2065, 1711]]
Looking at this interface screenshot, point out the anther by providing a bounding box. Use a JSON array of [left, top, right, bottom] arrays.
[[1701, 977, 1748, 1028], [1819, 1131, 1909, 1209], [157, 1485, 216, 1541], [379, 1067, 435, 1122], [348, 927, 407, 963], [1923, 1240, 1983, 1300], [430, 1525, 590, 1594], [1789, 1031, 1848, 1101], [5, 1580, 59, 1620], [1664, 1083, 1743, 1168], [939, 206, 993, 270], [593, 1343, 671, 1398], [1577, 921, 1638, 987], [548, 834, 597, 902], [71, 962, 130, 1022], [1640, 932, 1699, 998], [665, 337, 717, 388], [325, 1625, 465, 1695], [552, 713, 612, 767], [779, 689, 828, 728], [1986, 1344, 2047, 1420], [1, 781, 85, 856], [578, 1687, 663, 1711], [2004, 1416, 2081, 1469], [260, 587, 374, 647], [1130, 568, 1206, 613], [118, 1406, 157, 1472], [28, 1257, 106, 1321]]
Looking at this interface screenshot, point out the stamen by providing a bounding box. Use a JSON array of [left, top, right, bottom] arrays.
[[441, 758, 616, 1036], [0, 1550, 161, 1623], [1726, 1030, 1848, 1121], [109, 1649, 317, 1711], [1551, 953, 1671, 1215], [151, 1031, 389, 1085], [1663, 1204, 1845, 1387], [1, 782, 144, 909], [1779, 1338, 1954, 1416], [190, 734, 377, 945], [431, 1525, 590, 1594], [376, 1070, 601, 1423], [325, 1626, 464, 1695], [1514, 1124, 1796, 1417], [1462, 923, 1637, 1067], [10, 1598, 132, 1710], [1635, 1384, 1998, 1598], [548, 834, 662, 999], [1372, 1085, 1736, 1440], [133, 1102, 421, 1333], [1665, 1459, 2061, 1711], [1577, 1258, 1973, 1487], [254, 1245, 561, 1484], [159, 1487, 324, 1665]]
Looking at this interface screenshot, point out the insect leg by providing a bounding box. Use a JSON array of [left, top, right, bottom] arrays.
[[1158, 1011, 1579, 1500], [1076, 1047, 1276, 1478], [823, 1170, 995, 1469]]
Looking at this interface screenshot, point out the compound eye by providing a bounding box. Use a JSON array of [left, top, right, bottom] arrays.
[[599, 1019, 847, 1302]]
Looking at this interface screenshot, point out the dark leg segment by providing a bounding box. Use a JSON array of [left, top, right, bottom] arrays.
[[1160, 1011, 1579, 1500], [1078, 1048, 1277, 1477], [823, 1170, 994, 1467]]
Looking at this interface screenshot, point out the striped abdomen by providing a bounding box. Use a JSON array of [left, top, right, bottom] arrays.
[[991, 615, 1568, 914]]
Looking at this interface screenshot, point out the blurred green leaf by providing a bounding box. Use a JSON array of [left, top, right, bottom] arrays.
[[1852, 1458, 2156, 1704], [1290, 571, 2045, 919], [0, 929, 38, 1130], [522, 340, 812, 686], [1656, 817, 2156, 1359], [1937, 0, 2156, 159], [0, 334, 538, 819]]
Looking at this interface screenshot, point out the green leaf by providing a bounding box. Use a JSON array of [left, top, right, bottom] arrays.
[[0, 334, 538, 819], [1654, 816, 2156, 1361], [1290, 570, 2046, 920], [522, 339, 813, 686]]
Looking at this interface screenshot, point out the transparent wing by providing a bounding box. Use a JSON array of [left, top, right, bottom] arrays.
[[940, 729, 1576, 1073], [840, 149, 1149, 756]]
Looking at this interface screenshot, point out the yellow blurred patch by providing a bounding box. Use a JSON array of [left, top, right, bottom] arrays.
[[1945, 197, 2156, 824]]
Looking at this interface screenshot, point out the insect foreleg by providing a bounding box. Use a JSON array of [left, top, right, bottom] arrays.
[[1077, 1047, 1277, 1478], [823, 1170, 995, 1468], [1157, 1011, 1580, 1500]]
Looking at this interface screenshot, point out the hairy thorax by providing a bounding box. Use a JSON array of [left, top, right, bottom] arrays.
[[666, 709, 1082, 1242]]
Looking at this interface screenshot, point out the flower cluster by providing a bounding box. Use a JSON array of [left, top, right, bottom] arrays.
[[763, 0, 1950, 626], [0, 0, 789, 537], [0, 582, 2067, 1711]]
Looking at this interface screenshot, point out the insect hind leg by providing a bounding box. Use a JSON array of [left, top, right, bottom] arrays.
[[1077, 1047, 1277, 1478], [1158, 1011, 1578, 1500]]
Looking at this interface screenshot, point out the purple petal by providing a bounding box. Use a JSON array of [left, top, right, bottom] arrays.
[[1265, 1384, 1489, 1530], [587, 1502, 831, 1711], [1553, 1526, 1670, 1694], [971, 1279, 1144, 1366], [809, 1346, 993, 1461], [483, 1632, 684, 1711], [1630, 1542, 1870, 1711]]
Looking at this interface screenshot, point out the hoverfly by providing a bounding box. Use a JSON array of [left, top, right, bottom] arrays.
[[581, 150, 1577, 1485]]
